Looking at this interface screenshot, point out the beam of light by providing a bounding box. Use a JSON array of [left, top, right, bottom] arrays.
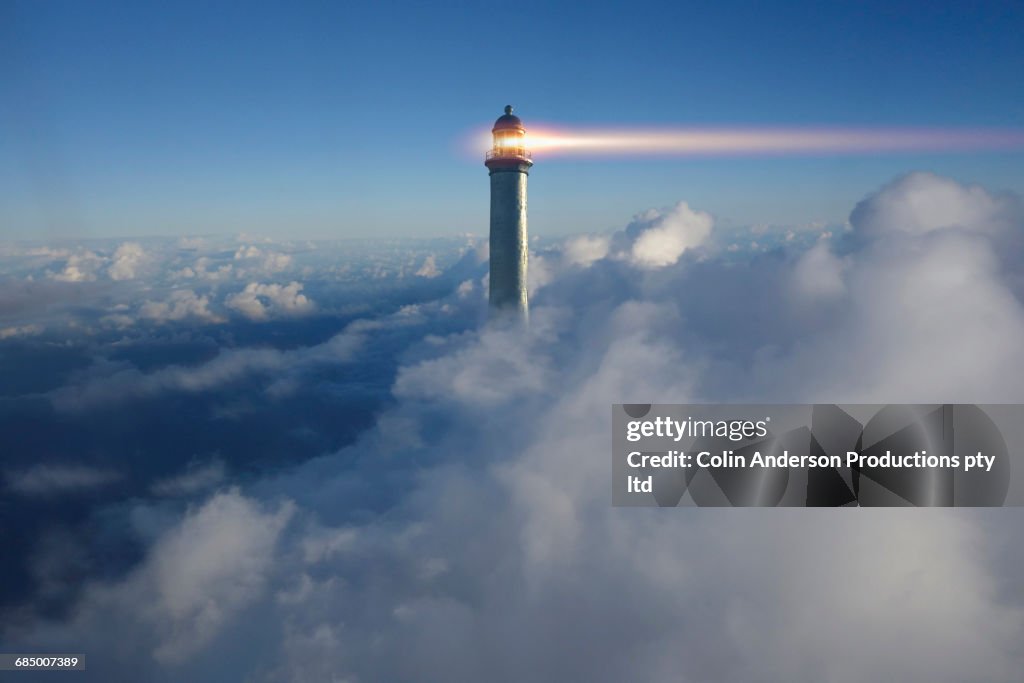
[[464, 125, 1024, 159]]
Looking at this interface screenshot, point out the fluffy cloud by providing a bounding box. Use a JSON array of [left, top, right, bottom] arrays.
[[4, 173, 1024, 682], [147, 492, 293, 662], [791, 240, 846, 302], [619, 201, 713, 267], [234, 245, 262, 260], [562, 234, 610, 267], [43, 242, 148, 283], [759, 179, 1024, 403], [107, 242, 148, 280], [415, 255, 441, 278], [60, 491, 294, 665], [234, 245, 293, 273], [225, 282, 315, 320], [50, 250, 104, 282], [192, 257, 234, 281], [139, 289, 224, 324], [850, 171, 1019, 240], [260, 252, 293, 272], [245, 173, 1023, 680]]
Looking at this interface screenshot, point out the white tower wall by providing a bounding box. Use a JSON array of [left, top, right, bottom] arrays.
[[488, 167, 529, 318]]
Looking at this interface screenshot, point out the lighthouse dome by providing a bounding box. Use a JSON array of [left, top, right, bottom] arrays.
[[492, 105, 524, 132]]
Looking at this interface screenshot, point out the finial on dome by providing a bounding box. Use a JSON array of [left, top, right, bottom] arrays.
[[504, 105, 513, 115]]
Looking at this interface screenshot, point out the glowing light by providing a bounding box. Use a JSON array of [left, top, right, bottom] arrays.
[[466, 125, 1024, 159]]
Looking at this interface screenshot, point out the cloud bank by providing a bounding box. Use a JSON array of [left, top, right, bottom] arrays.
[[2, 172, 1023, 682]]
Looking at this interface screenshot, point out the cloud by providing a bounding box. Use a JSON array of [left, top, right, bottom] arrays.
[[177, 237, 207, 250], [619, 201, 713, 267], [70, 490, 294, 664], [264, 173, 1022, 681], [43, 242, 149, 283], [850, 171, 1020, 240], [234, 245, 262, 260], [50, 250, 104, 282], [790, 240, 847, 301], [150, 459, 227, 497], [0, 323, 43, 339], [393, 319, 555, 408], [48, 319, 373, 410], [107, 242, 147, 281], [4, 173, 1024, 682], [415, 255, 441, 278], [225, 282, 315, 320], [139, 289, 225, 324], [5, 465, 121, 496], [562, 234, 610, 267], [192, 257, 234, 281], [759, 176, 1024, 403], [18, 246, 72, 260], [146, 491, 293, 663], [260, 253, 293, 272], [248, 169, 1023, 678], [234, 245, 293, 274]]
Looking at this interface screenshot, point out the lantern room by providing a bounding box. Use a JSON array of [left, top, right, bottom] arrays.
[[486, 105, 531, 161]]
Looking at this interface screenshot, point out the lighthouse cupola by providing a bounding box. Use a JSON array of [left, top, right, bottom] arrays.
[[487, 105, 531, 162]]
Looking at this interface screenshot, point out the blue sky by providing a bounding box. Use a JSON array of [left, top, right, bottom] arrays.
[[3, 0, 1023, 239]]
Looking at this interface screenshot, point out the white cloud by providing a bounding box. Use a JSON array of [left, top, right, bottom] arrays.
[[850, 171, 1018, 239], [621, 201, 713, 267], [415, 255, 441, 278], [256, 173, 1022, 681], [757, 175, 1024, 404], [233, 245, 292, 274], [50, 251, 103, 282], [139, 289, 225, 324], [192, 257, 234, 281], [107, 242, 147, 281], [225, 282, 315, 321], [49, 319, 373, 410], [9, 173, 1024, 682], [562, 234, 610, 267], [526, 251, 555, 295], [261, 252, 293, 272], [234, 245, 262, 260], [68, 490, 294, 664], [177, 236, 207, 250], [791, 240, 846, 301], [150, 492, 292, 662], [395, 339, 545, 407]]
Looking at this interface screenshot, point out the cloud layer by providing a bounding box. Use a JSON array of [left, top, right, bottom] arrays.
[[2, 173, 1024, 681]]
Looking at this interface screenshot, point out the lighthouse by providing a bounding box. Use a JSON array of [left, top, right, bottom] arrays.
[[485, 105, 532, 321]]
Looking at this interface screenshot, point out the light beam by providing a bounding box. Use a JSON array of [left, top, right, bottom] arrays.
[[466, 125, 1024, 159]]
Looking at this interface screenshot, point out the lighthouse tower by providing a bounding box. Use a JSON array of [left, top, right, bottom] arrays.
[[485, 105, 532, 321]]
